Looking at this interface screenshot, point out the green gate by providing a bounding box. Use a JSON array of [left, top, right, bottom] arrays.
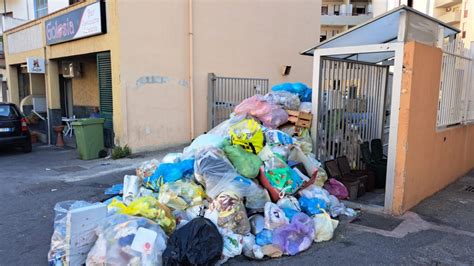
[[97, 52, 114, 147]]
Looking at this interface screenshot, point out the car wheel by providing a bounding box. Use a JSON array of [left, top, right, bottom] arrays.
[[22, 141, 32, 153]]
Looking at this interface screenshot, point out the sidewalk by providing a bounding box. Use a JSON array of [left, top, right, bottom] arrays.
[[0, 143, 187, 193]]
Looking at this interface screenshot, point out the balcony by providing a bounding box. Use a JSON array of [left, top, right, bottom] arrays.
[[321, 14, 372, 26], [0, 16, 28, 35], [438, 10, 461, 25], [435, 0, 462, 8]]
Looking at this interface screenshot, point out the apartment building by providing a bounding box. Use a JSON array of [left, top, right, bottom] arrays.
[[321, 0, 473, 44], [3, 0, 321, 151], [320, 0, 374, 42], [0, 0, 80, 102], [434, 0, 474, 43]]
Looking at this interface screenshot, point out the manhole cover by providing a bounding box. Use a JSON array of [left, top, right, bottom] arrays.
[[350, 212, 403, 231], [52, 166, 87, 173], [465, 186, 474, 193]]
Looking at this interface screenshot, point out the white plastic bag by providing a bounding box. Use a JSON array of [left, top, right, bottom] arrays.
[[264, 202, 289, 230], [161, 153, 182, 163], [313, 210, 339, 242]]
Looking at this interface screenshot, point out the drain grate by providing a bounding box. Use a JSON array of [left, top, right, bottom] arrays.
[[350, 212, 403, 231], [465, 185, 474, 192]]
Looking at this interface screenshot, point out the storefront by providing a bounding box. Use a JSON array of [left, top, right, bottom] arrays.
[[4, 0, 117, 147]]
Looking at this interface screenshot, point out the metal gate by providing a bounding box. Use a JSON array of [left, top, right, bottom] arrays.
[[316, 58, 389, 167], [208, 73, 269, 129]]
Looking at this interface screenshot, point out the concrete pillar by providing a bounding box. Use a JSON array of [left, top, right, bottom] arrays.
[[45, 60, 62, 144], [6, 65, 19, 105]]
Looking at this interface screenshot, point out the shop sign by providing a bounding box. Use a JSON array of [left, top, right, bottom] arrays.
[[26, 57, 45, 74], [45, 1, 106, 45]]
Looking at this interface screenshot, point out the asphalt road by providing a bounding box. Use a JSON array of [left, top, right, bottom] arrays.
[[1, 145, 474, 265]]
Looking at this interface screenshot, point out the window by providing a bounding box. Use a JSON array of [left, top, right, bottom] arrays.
[[34, 0, 48, 18], [322, 5, 328, 15], [69, 0, 82, 5], [354, 6, 366, 15], [334, 5, 340, 15], [320, 35, 327, 42], [0, 105, 19, 120], [407, 0, 413, 7]]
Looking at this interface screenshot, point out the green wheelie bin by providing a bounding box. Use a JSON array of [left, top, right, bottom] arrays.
[[71, 118, 105, 160]]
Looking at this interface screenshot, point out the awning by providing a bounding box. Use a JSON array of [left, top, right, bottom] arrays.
[[301, 6, 460, 63]]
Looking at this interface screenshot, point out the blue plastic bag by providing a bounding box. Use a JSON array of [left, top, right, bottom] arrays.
[[272, 82, 312, 102], [104, 184, 123, 195], [144, 159, 195, 191], [255, 229, 273, 246], [298, 196, 327, 216], [282, 208, 299, 220]]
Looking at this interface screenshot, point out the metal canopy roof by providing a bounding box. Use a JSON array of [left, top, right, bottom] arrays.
[[301, 6, 460, 63]]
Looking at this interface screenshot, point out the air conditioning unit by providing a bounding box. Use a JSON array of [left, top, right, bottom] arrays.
[[62, 61, 82, 78]]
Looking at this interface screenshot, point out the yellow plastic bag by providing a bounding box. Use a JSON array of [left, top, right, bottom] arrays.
[[229, 119, 264, 154], [109, 196, 176, 234], [313, 209, 338, 242], [158, 180, 206, 211]]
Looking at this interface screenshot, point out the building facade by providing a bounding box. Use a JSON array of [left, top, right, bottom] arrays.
[[4, 0, 321, 151], [321, 0, 474, 45]]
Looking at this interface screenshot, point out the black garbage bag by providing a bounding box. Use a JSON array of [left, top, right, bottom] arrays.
[[163, 217, 224, 266]]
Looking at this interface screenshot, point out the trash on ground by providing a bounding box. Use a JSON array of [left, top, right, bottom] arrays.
[[48, 82, 363, 264]]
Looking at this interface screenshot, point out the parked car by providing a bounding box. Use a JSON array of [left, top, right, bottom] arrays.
[[0, 103, 32, 153]]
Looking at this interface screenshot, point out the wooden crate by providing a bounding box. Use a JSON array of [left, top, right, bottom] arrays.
[[286, 110, 312, 128]]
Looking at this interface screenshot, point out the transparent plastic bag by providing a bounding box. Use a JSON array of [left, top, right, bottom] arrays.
[[265, 130, 294, 145], [264, 91, 301, 110], [48, 201, 102, 266], [143, 159, 195, 191], [123, 175, 140, 205], [211, 191, 251, 235], [158, 180, 206, 211], [182, 134, 226, 158], [328, 195, 357, 217], [86, 214, 167, 266], [298, 102, 312, 113], [207, 114, 246, 138], [272, 212, 314, 255], [194, 147, 235, 185], [194, 147, 262, 199], [108, 196, 176, 234], [136, 159, 160, 179]]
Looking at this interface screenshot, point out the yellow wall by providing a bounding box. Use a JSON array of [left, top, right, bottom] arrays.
[[71, 59, 99, 107], [392, 41, 474, 214], [193, 0, 320, 135], [116, 0, 190, 150]]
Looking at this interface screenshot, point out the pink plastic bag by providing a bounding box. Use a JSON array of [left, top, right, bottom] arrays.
[[235, 95, 288, 129], [235, 95, 272, 118], [272, 212, 314, 256], [259, 106, 288, 129], [323, 178, 349, 200]]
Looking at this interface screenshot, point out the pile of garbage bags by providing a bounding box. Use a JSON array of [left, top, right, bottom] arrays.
[[48, 82, 356, 266]]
